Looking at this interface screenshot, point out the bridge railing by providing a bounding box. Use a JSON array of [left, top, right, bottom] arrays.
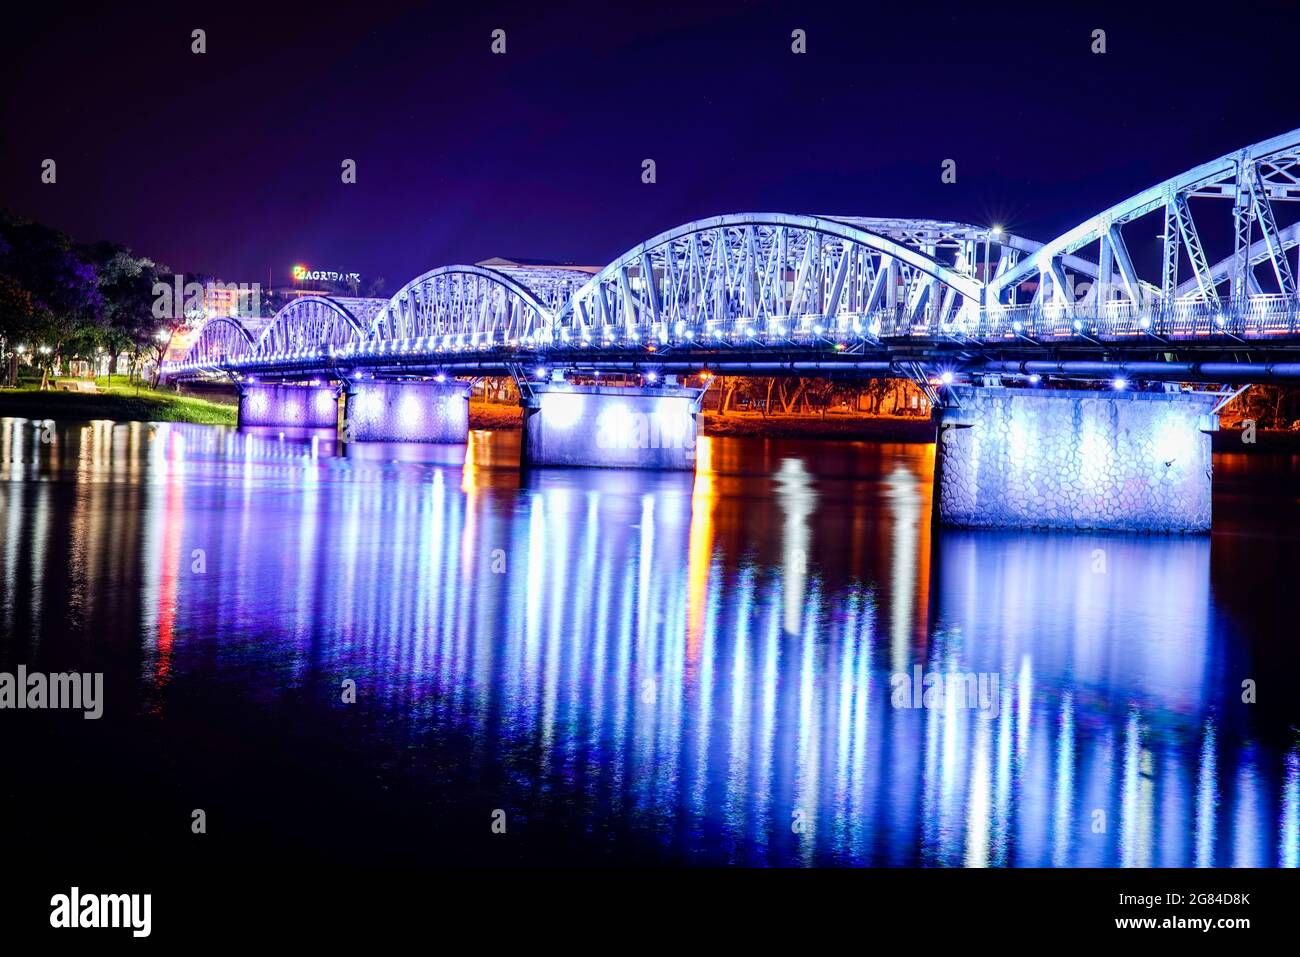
[[163, 293, 1300, 378], [978, 295, 1300, 341]]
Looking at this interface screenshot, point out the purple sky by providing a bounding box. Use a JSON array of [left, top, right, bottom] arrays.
[[2, 1, 1295, 288]]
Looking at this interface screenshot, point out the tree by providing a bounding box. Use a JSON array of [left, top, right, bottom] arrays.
[[86, 242, 167, 378], [0, 214, 105, 388], [804, 378, 837, 418], [0, 274, 36, 386], [734, 377, 770, 414]]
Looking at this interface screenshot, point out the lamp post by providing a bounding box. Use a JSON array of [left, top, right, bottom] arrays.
[[12, 344, 26, 387], [36, 345, 51, 390]]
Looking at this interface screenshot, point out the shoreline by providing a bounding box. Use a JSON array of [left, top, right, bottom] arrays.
[[0, 387, 237, 426], [5, 391, 1300, 451]]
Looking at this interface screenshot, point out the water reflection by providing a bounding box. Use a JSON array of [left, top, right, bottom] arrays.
[[0, 417, 1297, 867]]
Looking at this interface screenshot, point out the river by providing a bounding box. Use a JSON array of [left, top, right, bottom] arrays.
[[1, 419, 1297, 867]]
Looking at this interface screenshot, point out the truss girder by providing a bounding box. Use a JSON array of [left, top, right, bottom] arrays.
[[254, 296, 375, 358], [988, 127, 1300, 310], [1180, 220, 1300, 299], [368, 265, 564, 345], [1249, 173, 1297, 297], [184, 316, 257, 366], [554, 213, 996, 339]]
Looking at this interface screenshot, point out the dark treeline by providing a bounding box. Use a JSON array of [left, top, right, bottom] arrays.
[[0, 211, 180, 388]]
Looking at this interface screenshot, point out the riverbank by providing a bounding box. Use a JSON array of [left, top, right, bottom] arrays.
[[1212, 428, 1300, 452], [0, 378, 237, 425]]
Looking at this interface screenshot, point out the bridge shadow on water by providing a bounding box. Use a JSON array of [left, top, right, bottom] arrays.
[[0, 419, 1296, 867]]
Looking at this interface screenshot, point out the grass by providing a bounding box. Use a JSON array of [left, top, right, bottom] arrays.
[[0, 374, 237, 425]]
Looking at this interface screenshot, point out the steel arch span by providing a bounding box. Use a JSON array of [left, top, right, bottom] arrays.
[[366, 264, 588, 348], [555, 213, 1015, 342], [985, 127, 1300, 338], [256, 296, 385, 358], [182, 316, 257, 368]]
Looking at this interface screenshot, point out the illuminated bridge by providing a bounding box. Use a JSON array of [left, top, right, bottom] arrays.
[[162, 128, 1300, 533]]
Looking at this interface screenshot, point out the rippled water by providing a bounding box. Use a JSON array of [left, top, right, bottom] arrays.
[[1, 418, 1298, 867]]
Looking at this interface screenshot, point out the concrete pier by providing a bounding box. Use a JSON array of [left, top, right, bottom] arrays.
[[238, 383, 338, 429], [935, 386, 1219, 533], [520, 383, 703, 469], [343, 380, 469, 443]]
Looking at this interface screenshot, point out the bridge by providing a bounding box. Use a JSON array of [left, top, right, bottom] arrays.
[[162, 128, 1300, 533]]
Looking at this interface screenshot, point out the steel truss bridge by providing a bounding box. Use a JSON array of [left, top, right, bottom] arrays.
[[166, 128, 1300, 389]]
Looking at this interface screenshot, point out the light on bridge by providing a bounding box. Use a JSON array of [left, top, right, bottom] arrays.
[[1112, 377, 1128, 391]]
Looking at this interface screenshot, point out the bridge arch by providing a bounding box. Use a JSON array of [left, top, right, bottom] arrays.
[[554, 213, 994, 340], [369, 264, 561, 346], [254, 295, 383, 359], [176, 316, 257, 371], [988, 127, 1300, 309]]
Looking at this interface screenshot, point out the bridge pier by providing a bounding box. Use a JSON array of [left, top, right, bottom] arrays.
[[520, 383, 703, 469], [238, 383, 339, 429], [935, 386, 1219, 533], [343, 379, 470, 443]]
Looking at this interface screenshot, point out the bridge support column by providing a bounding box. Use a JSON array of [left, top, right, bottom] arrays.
[[521, 383, 703, 469], [238, 383, 339, 429], [343, 380, 469, 443], [935, 386, 1219, 533]]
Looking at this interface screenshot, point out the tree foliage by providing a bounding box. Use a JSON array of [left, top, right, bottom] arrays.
[[0, 211, 171, 387]]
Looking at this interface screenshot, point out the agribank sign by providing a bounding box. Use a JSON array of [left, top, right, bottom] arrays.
[[293, 264, 361, 283]]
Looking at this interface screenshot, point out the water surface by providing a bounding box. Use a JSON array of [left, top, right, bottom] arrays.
[[1, 418, 1298, 867]]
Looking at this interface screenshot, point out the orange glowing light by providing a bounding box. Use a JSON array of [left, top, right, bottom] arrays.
[[686, 436, 716, 658]]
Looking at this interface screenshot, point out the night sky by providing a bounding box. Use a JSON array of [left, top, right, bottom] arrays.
[[2, 1, 1296, 288]]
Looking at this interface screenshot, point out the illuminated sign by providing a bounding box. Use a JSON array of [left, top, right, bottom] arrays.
[[293, 265, 361, 284]]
